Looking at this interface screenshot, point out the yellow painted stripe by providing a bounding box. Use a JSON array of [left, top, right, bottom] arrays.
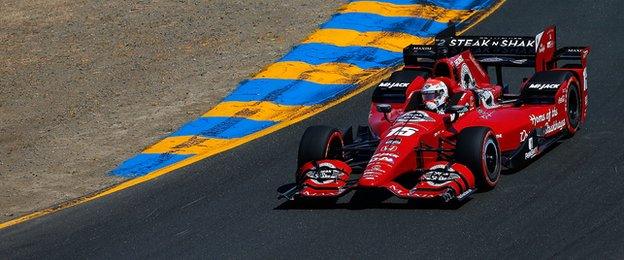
[[0, 0, 506, 230], [202, 101, 307, 122], [254, 61, 383, 85], [339, 1, 475, 23], [0, 64, 399, 230], [303, 29, 430, 52], [143, 136, 236, 155]]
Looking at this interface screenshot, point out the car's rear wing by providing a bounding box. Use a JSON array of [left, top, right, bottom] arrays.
[[404, 25, 590, 72], [554, 46, 591, 68]]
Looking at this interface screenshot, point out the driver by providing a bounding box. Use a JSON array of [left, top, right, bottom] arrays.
[[421, 78, 449, 114]]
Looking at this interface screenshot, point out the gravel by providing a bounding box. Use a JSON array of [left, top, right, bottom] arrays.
[[0, 0, 347, 221]]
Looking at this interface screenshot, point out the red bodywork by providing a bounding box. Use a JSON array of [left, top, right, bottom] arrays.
[[289, 26, 590, 202]]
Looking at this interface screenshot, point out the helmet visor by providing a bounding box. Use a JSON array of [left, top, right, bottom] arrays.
[[422, 91, 438, 101]]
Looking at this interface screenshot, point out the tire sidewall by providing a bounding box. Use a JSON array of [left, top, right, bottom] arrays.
[[456, 127, 501, 190], [480, 131, 501, 187], [564, 79, 581, 135], [297, 126, 343, 168]]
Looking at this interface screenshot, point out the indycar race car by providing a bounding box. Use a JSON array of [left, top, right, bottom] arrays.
[[278, 26, 589, 203]]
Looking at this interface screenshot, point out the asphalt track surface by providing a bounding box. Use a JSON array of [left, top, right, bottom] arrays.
[[2, 0, 624, 258]]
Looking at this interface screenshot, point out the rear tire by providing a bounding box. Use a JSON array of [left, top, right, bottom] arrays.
[[564, 81, 581, 137], [297, 126, 344, 168], [456, 127, 501, 191]]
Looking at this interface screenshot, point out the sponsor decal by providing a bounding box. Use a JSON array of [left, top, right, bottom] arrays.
[[456, 189, 473, 200], [452, 55, 464, 66], [524, 137, 538, 159], [480, 57, 503, 63], [379, 82, 410, 88], [387, 183, 407, 195], [481, 57, 529, 65], [362, 171, 382, 180], [449, 38, 535, 48], [524, 137, 539, 160], [301, 189, 342, 197], [363, 164, 386, 179], [385, 138, 401, 145], [373, 153, 399, 158], [477, 108, 493, 119], [525, 147, 538, 159], [370, 164, 383, 171], [304, 162, 344, 184], [369, 152, 399, 166], [519, 129, 529, 142], [396, 111, 434, 123], [410, 45, 433, 51], [529, 107, 558, 126], [423, 164, 460, 187], [380, 145, 398, 152], [511, 59, 528, 65], [547, 40, 554, 49], [369, 157, 395, 164], [369, 153, 396, 164], [386, 126, 418, 137], [563, 89, 569, 111], [496, 134, 502, 139], [544, 119, 566, 135], [407, 191, 437, 198], [528, 83, 560, 90]]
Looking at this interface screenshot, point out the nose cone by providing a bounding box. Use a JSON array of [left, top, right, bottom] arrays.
[[358, 113, 439, 187], [358, 173, 383, 187], [358, 153, 400, 187], [358, 175, 385, 187]]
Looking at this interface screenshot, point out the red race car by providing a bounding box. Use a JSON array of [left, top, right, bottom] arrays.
[[279, 26, 589, 203]]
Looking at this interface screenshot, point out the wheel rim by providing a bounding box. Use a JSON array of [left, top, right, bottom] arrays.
[[568, 85, 581, 129], [483, 138, 500, 182]]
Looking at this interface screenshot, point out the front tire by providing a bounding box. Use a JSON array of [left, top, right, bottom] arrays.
[[297, 125, 344, 168], [456, 127, 501, 191]]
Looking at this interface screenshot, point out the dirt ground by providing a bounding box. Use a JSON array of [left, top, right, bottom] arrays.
[[0, 0, 346, 221]]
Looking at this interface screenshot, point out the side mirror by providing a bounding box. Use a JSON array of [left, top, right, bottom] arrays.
[[376, 104, 392, 113]]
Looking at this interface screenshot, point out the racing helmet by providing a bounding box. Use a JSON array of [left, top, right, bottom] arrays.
[[421, 78, 449, 112]]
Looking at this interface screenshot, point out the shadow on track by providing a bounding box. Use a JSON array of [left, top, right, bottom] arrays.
[[274, 188, 471, 211], [502, 141, 563, 175]]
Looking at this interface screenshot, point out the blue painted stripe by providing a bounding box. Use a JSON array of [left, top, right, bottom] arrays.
[[111, 0, 502, 179], [322, 13, 448, 37], [349, 0, 496, 10], [280, 43, 402, 70], [224, 79, 356, 106], [111, 153, 192, 177], [169, 117, 276, 139]]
